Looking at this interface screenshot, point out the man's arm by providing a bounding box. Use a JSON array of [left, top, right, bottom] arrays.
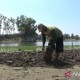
[[42, 33, 46, 50]]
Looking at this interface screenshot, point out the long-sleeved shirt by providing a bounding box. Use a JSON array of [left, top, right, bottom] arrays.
[[42, 27, 63, 47]]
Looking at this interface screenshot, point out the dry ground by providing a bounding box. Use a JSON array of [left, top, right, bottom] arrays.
[[0, 49, 80, 80]]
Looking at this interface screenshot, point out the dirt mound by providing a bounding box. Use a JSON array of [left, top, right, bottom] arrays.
[[0, 49, 80, 68]]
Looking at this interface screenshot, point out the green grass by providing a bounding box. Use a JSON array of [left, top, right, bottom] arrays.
[[0, 45, 80, 52], [0, 46, 42, 52], [64, 45, 80, 49]]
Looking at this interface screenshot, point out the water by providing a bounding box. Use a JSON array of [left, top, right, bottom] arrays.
[[0, 42, 19, 46], [0, 41, 80, 46], [30, 41, 80, 46]]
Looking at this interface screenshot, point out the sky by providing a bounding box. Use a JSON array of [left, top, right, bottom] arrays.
[[0, 0, 80, 36]]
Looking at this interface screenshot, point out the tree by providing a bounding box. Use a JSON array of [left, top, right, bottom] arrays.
[[0, 14, 3, 34], [9, 17, 15, 34], [75, 35, 80, 40], [63, 33, 70, 40], [71, 33, 75, 39], [16, 15, 37, 42]]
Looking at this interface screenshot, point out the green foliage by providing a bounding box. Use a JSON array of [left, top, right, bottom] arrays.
[[75, 35, 80, 40], [71, 33, 75, 39], [63, 33, 80, 40], [16, 15, 36, 33], [63, 33, 70, 40], [16, 15, 37, 41]]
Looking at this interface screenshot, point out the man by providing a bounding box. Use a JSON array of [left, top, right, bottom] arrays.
[[37, 23, 63, 63]]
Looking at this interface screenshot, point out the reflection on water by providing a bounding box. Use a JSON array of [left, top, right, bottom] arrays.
[[64, 41, 80, 46], [0, 41, 80, 46], [35, 41, 80, 46], [0, 42, 19, 46]]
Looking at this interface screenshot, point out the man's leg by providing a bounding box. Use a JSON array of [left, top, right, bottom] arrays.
[[55, 36, 63, 60]]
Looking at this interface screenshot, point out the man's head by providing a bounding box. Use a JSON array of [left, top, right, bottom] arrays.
[[37, 24, 47, 32]]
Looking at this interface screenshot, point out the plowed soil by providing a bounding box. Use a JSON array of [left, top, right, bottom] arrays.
[[0, 49, 80, 68]]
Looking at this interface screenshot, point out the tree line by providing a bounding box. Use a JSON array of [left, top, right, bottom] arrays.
[[63, 33, 80, 40], [0, 14, 80, 42], [37, 33, 80, 41], [0, 14, 38, 42]]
